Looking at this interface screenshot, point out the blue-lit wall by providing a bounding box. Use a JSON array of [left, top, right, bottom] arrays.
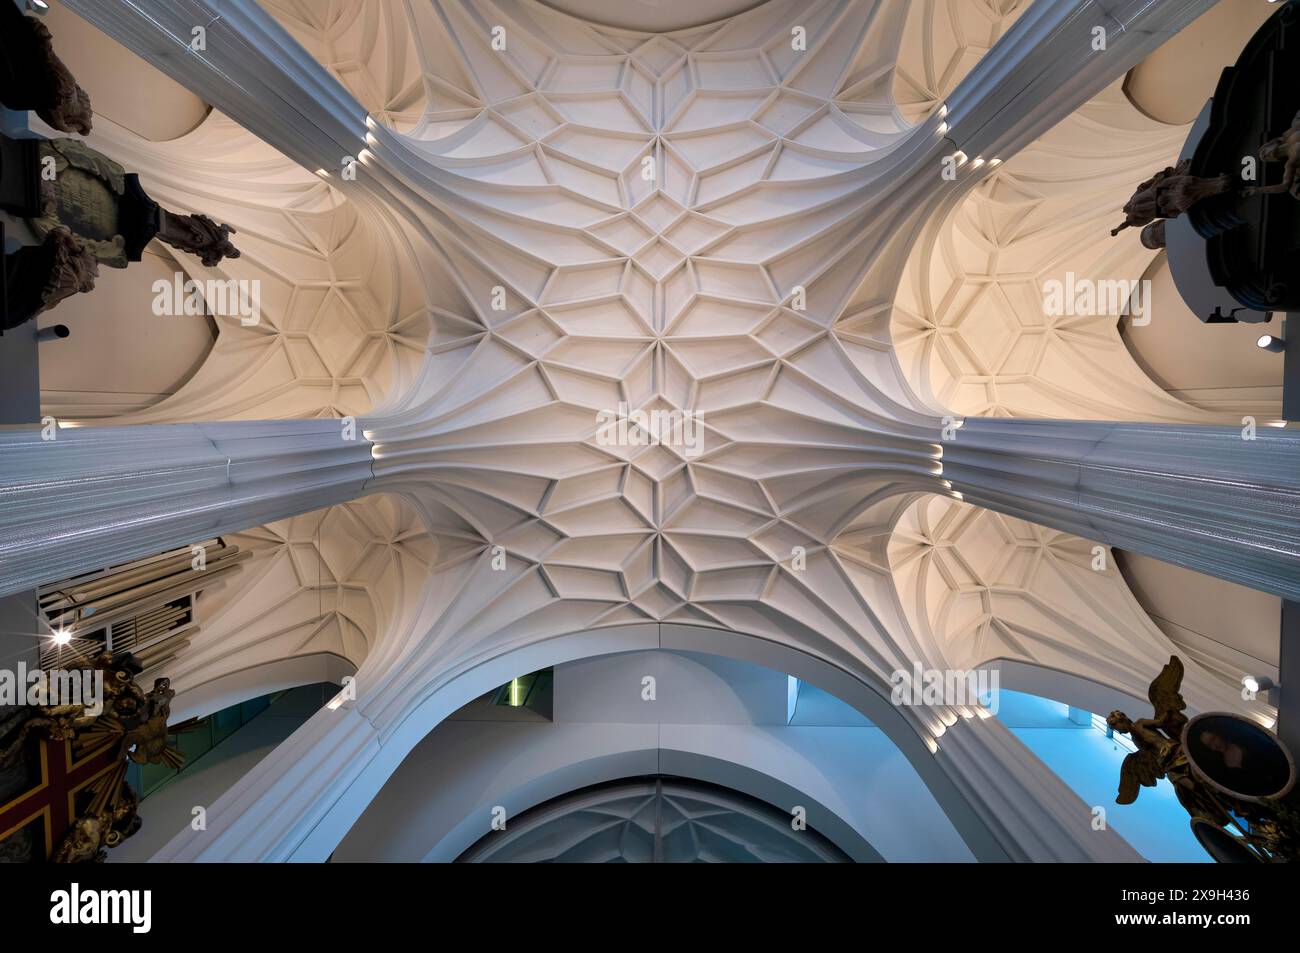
[[996, 689, 1208, 862]]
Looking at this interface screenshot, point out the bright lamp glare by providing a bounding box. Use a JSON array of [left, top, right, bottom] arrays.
[[1242, 674, 1277, 694]]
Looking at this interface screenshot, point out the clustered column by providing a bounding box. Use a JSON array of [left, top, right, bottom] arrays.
[[942, 418, 1300, 602], [0, 420, 373, 598]]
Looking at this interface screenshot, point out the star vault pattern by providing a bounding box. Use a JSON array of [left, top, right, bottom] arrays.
[[23, 0, 1277, 862], [66, 113, 432, 422], [890, 81, 1273, 423]]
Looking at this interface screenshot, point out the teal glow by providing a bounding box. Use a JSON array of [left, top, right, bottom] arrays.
[[996, 689, 1209, 862]]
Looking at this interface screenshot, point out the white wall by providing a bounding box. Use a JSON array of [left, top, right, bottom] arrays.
[[553, 649, 789, 725], [45, 3, 210, 141], [333, 649, 974, 862], [1118, 551, 1280, 685], [1121, 256, 1283, 418], [1123, 0, 1275, 125], [39, 247, 217, 419]]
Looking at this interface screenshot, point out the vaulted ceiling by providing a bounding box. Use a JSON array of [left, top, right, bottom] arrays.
[[70, 0, 1261, 721], [28, 0, 1287, 862]]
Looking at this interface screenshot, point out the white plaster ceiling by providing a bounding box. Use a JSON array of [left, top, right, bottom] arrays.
[[883, 494, 1230, 706], [161, 495, 439, 694], [889, 79, 1283, 424], [123, 0, 1250, 734], [49, 0, 1271, 766], [539, 1, 771, 33], [62, 112, 433, 422], [43, 0, 1286, 862], [890, 0, 1028, 125]]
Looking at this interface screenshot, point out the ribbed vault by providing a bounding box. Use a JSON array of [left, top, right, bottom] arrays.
[[889, 79, 1276, 423], [161, 494, 438, 698], [9, 0, 1292, 863], [884, 495, 1231, 707], [48, 111, 434, 422], [890, 0, 1028, 125]]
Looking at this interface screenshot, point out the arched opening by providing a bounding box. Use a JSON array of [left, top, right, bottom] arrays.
[[454, 776, 854, 863], [1122, 0, 1275, 126], [144, 622, 1018, 862], [994, 686, 1209, 862], [43, 4, 211, 142], [38, 247, 217, 419], [1119, 254, 1282, 419], [109, 680, 344, 862], [331, 647, 976, 862]]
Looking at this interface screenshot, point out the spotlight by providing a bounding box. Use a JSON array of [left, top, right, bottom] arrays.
[[26, 0, 50, 13], [50, 628, 71, 646], [1256, 334, 1286, 352], [1243, 675, 1277, 694], [936, 122, 948, 136]]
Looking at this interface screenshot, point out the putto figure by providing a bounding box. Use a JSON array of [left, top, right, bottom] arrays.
[[1110, 159, 1233, 236], [1244, 110, 1300, 200], [0, 1, 93, 135]]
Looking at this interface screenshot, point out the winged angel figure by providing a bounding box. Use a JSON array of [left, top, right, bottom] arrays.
[[1107, 657, 1235, 827], [1107, 656, 1300, 861]]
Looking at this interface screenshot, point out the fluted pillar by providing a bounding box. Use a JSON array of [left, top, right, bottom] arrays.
[[0, 420, 373, 597], [935, 715, 1143, 862], [62, 0, 1216, 245], [61, 0, 366, 176], [943, 418, 1300, 602]]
